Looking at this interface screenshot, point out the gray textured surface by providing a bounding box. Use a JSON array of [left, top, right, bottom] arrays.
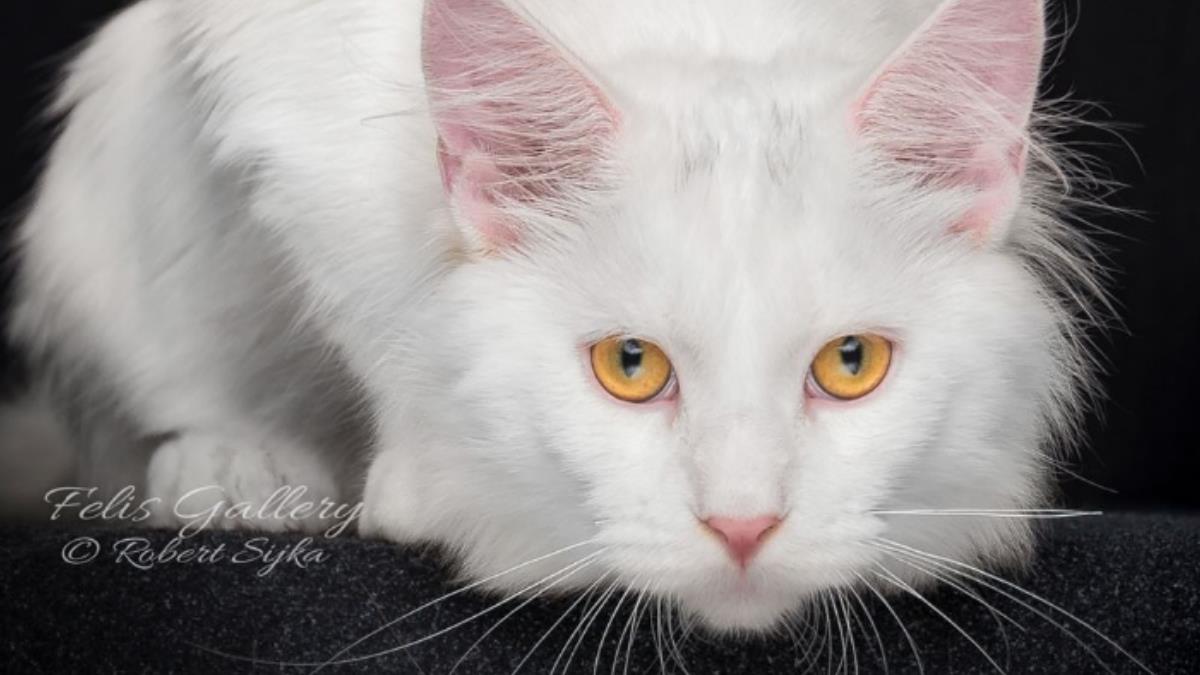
[[2, 513, 1197, 673]]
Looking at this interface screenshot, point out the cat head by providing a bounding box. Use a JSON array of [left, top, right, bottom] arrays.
[[394, 0, 1095, 631]]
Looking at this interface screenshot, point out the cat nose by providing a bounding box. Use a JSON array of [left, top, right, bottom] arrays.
[[702, 515, 783, 568]]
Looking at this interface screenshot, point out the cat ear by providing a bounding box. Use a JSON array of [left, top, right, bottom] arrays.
[[422, 0, 618, 250], [852, 0, 1045, 241]]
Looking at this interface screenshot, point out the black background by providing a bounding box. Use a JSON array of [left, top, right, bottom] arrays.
[[1, 2, 1197, 510]]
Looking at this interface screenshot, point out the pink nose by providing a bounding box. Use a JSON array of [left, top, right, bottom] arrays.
[[702, 515, 783, 568]]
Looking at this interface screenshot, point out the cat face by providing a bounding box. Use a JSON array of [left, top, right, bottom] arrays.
[[396, 0, 1083, 631], [428, 133, 1057, 630]]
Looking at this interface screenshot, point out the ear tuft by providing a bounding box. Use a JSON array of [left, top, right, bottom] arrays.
[[423, 0, 618, 250], [854, 0, 1046, 240]]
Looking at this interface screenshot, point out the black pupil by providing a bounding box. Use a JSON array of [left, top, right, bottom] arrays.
[[838, 336, 865, 376], [620, 340, 644, 378]]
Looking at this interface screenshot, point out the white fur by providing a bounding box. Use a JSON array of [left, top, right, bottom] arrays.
[[6, 0, 1102, 632]]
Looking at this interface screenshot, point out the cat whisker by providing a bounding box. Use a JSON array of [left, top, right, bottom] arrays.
[[453, 567, 609, 675], [867, 508, 1103, 520], [871, 537, 1150, 674], [508, 566, 611, 675], [778, 615, 806, 672], [854, 581, 892, 667], [1040, 457, 1120, 495], [869, 540, 1112, 674], [663, 599, 692, 675], [593, 578, 638, 675], [844, 580, 890, 675], [873, 542, 1107, 674], [881, 545, 1026, 637], [832, 591, 851, 675], [873, 563, 1006, 674], [852, 570, 924, 675], [819, 591, 842, 675], [786, 606, 825, 673], [872, 547, 1023, 671], [652, 596, 667, 675], [876, 536, 1153, 672], [553, 576, 620, 675], [316, 537, 602, 669], [611, 595, 636, 675], [808, 594, 827, 675], [840, 590, 864, 668], [552, 581, 604, 667], [813, 592, 827, 675], [319, 548, 607, 671], [628, 586, 654, 675], [189, 543, 605, 670], [839, 589, 861, 675], [616, 584, 650, 675], [829, 590, 849, 675]]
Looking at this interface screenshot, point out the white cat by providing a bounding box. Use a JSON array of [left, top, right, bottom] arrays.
[[6, 0, 1103, 631]]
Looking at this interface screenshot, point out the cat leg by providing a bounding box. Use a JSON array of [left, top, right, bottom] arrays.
[[9, 5, 373, 536], [145, 431, 342, 533]]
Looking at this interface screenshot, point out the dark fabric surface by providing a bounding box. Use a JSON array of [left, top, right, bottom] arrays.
[[1, 513, 1197, 674]]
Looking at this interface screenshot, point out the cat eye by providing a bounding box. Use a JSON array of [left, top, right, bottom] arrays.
[[808, 334, 893, 401], [590, 337, 675, 403]]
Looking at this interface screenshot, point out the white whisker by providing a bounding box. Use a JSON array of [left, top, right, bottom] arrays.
[[317, 538, 601, 670], [884, 546, 1026, 636], [853, 570, 924, 675], [868, 509, 1102, 520], [652, 596, 667, 674], [788, 605, 825, 673], [188, 543, 606, 670], [509, 566, 611, 675], [874, 564, 1006, 674], [871, 538, 1141, 674], [822, 591, 844, 675], [876, 537, 1152, 672], [870, 540, 1110, 673], [454, 566, 607, 675], [845, 582, 890, 675], [555, 577, 620, 675], [611, 592, 639, 675], [839, 590, 861, 675], [594, 580, 637, 675], [620, 585, 650, 675], [832, 591, 849, 675], [663, 600, 692, 675], [322, 549, 606, 670]]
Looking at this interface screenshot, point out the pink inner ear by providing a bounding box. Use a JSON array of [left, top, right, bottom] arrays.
[[423, 0, 618, 249], [854, 0, 1045, 236]]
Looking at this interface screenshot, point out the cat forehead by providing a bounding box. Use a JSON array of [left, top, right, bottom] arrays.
[[562, 115, 946, 350], [611, 92, 858, 246], [570, 146, 904, 343], [661, 96, 810, 187]]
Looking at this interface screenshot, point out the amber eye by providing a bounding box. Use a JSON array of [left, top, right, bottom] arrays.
[[590, 337, 674, 403], [809, 334, 893, 400]]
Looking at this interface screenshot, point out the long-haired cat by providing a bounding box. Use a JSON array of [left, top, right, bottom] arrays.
[[5, 0, 1103, 631]]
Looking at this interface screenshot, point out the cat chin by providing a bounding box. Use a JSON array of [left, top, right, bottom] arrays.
[[649, 566, 821, 634], [675, 583, 810, 634]]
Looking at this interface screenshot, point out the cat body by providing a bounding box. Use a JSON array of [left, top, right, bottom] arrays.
[[7, 0, 1097, 630]]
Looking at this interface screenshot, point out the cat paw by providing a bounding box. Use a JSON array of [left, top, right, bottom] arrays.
[[145, 433, 337, 534]]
